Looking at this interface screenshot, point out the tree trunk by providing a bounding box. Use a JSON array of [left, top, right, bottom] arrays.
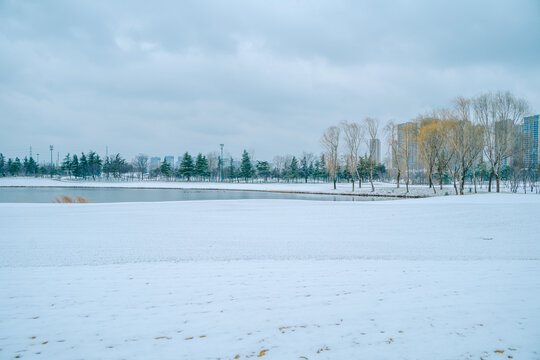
[[496, 163, 501, 193], [370, 168, 374, 192], [488, 171, 493, 192], [333, 177, 336, 190], [473, 164, 477, 194], [352, 179, 355, 192], [396, 170, 400, 188]]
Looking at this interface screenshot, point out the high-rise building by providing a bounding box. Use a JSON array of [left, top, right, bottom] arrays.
[[397, 122, 420, 170], [369, 138, 381, 164], [522, 114, 539, 167], [164, 156, 174, 168], [150, 157, 161, 170]]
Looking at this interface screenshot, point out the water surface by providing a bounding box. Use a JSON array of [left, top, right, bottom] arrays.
[[0, 187, 390, 203]]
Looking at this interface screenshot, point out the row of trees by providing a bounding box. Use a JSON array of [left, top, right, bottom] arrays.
[[0, 148, 386, 185], [137, 150, 347, 183], [0, 152, 133, 179], [384, 91, 534, 194], [321, 117, 384, 191]]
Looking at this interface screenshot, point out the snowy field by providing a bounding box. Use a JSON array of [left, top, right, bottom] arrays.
[[1, 193, 539, 359]]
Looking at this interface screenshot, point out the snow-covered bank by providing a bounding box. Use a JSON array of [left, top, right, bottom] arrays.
[[1, 194, 539, 359], [0, 177, 468, 197], [1, 195, 539, 267]]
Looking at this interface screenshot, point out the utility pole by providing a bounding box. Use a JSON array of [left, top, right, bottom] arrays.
[[220, 144, 224, 182], [50, 145, 54, 178]]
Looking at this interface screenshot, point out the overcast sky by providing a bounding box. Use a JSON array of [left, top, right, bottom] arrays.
[[1, 0, 539, 161]]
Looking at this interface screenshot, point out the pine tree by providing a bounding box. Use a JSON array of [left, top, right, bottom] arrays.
[[0, 153, 5, 176], [87, 151, 102, 180], [178, 152, 194, 181], [23, 156, 38, 176], [79, 153, 89, 179], [288, 156, 299, 182], [160, 159, 173, 179], [71, 154, 81, 178], [256, 161, 271, 182], [62, 154, 72, 178], [228, 157, 235, 181], [239, 150, 253, 182], [111, 154, 127, 178], [8, 157, 22, 176], [102, 156, 111, 179], [300, 156, 311, 183], [194, 153, 210, 180]]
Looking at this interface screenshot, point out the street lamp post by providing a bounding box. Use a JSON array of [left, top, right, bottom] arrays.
[[49, 145, 54, 178], [220, 144, 224, 182]]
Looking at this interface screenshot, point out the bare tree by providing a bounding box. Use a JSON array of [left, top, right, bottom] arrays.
[[364, 117, 380, 192], [272, 155, 286, 182], [321, 126, 340, 190], [133, 154, 148, 180], [384, 120, 401, 188], [473, 91, 529, 192], [418, 116, 443, 194], [398, 122, 418, 193], [341, 121, 364, 191], [446, 97, 485, 195], [206, 151, 219, 181]]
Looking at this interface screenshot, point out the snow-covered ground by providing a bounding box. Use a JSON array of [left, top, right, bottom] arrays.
[[1, 194, 539, 359], [0, 176, 498, 197]]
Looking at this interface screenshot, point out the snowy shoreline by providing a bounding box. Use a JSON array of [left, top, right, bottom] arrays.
[[1, 177, 507, 198]]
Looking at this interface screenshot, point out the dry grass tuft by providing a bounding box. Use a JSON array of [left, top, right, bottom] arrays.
[[53, 195, 91, 203]]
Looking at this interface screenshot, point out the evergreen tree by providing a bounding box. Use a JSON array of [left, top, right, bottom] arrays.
[[228, 157, 235, 181], [71, 154, 81, 178], [287, 156, 299, 182], [160, 159, 173, 179], [61, 154, 72, 178], [79, 153, 89, 179], [111, 153, 128, 178], [239, 150, 253, 182], [8, 157, 22, 176], [315, 154, 327, 181], [178, 152, 194, 181], [102, 156, 111, 179], [256, 161, 271, 182], [23, 156, 38, 176], [194, 153, 210, 180], [299, 156, 311, 183], [87, 151, 102, 180], [308, 162, 315, 182], [0, 153, 5, 176]]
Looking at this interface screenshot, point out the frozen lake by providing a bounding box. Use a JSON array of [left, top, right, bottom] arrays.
[[0, 186, 390, 203]]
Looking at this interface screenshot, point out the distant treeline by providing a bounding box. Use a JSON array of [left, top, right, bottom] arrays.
[[0, 150, 386, 184]]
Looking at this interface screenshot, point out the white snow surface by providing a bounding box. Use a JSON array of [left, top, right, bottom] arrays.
[[1, 193, 539, 359]]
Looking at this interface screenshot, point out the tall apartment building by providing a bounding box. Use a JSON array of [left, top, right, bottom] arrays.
[[522, 114, 539, 167], [149, 157, 161, 170], [369, 138, 381, 164]]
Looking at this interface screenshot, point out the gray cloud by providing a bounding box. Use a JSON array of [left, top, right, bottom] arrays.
[[1, 0, 539, 160]]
